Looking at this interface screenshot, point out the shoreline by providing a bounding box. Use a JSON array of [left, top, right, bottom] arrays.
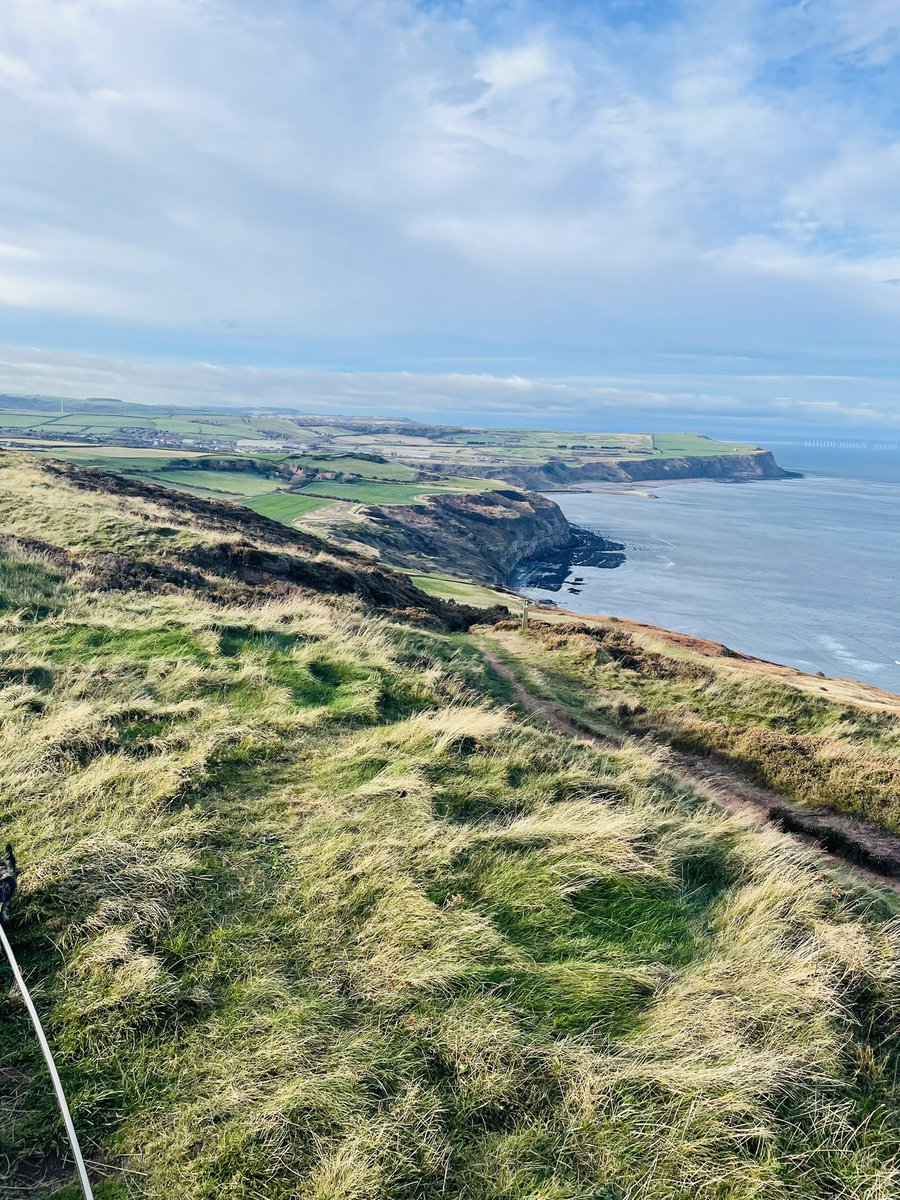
[[503, 465, 900, 695], [541, 470, 804, 499], [508, 524, 625, 592], [512, 466, 806, 594]]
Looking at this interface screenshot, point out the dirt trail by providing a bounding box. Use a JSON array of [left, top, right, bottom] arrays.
[[478, 638, 900, 895]]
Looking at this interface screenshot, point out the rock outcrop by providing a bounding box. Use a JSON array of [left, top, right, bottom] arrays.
[[333, 488, 577, 585]]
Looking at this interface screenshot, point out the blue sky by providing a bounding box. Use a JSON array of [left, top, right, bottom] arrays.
[[2, 0, 900, 432]]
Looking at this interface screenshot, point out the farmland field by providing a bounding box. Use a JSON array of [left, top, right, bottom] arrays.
[[298, 482, 436, 505], [151, 418, 254, 438], [294, 455, 418, 480], [298, 477, 505, 505], [147, 469, 283, 496], [0, 413, 58, 427], [245, 492, 330, 521], [651, 432, 757, 456]]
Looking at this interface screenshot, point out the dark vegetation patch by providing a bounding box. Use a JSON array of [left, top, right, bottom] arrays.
[[183, 541, 509, 630]]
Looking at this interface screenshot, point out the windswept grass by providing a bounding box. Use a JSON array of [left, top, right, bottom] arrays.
[[2, 463, 900, 1198]]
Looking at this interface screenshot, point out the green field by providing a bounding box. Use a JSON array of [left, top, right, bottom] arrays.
[[147, 468, 282, 496], [245, 491, 330, 521], [0, 413, 58, 427], [298, 481, 435, 505], [43, 414, 155, 428], [295, 455, 418, 480], [151, 418, 254, 438], [24, 449, 195, 471], [299, 477, 504, 505], [141, 476, 240, 500], [408, 573, 523, 613], [650, 433, 757, 456]]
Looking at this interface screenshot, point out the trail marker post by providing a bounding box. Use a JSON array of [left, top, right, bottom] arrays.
[[521, 597, 531, 633]]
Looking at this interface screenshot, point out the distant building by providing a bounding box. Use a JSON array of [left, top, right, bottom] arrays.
[[236, 440, 285, 453]]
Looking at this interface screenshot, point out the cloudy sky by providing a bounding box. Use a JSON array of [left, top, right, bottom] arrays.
[[2, 0, 900, 432]]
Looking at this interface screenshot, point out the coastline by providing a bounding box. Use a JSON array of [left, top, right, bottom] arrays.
[[321, 450, 799, 597], [509, 525, 625, 591], [511, 466, 806, 594], [509, 463, 900, 693]]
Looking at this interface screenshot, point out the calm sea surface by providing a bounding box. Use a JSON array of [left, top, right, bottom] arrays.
[[523, 443, 900, 694]]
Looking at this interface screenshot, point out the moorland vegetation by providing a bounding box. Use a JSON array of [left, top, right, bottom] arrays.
[[1, 452, 900, 1199]]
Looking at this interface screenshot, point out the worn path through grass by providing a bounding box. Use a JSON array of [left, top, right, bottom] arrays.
[[476, 628, 900, 896]]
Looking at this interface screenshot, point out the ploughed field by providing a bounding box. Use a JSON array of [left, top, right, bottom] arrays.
[[1, 452, 900, 1199]]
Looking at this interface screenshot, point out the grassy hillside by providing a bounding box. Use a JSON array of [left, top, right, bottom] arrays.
[[9, 448, 508, 529], [2, 454, 900, 1198]]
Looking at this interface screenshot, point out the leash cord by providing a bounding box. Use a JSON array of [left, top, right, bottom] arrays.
[[0, 920, 95, 1200]]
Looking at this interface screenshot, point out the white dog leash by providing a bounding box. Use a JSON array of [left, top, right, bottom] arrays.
[[0, 920, 95, 1199]]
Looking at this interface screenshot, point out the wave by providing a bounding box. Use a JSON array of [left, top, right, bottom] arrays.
[[817, 634, 884, 675]]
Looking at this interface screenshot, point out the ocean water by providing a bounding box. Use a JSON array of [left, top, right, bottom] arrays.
[[522, 444, 900, 694]]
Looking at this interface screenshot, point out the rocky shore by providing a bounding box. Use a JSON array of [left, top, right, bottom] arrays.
[[509, 525, 625, 591], [327, 488, 577, 585]]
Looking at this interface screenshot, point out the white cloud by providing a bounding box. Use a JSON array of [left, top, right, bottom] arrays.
[[479, 44, 555, 90], [0, 1, 899, 425]]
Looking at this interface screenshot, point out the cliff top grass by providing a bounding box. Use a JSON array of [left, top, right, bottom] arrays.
[[2, 451, 900, 1198]]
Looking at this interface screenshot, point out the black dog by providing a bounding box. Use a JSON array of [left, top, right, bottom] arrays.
[[0, 844, 17, 922]]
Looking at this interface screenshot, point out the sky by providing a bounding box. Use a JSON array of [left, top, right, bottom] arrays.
[[2, 0, 900, 433]]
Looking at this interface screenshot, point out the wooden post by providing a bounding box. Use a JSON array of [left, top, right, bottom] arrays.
[[521, 597, 531, 633]]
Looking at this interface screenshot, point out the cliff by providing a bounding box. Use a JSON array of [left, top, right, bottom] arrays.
[[331, 488, 578, 585], [462, 449, 792, 490]]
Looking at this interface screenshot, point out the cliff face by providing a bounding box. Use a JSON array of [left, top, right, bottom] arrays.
[[334, 489, 574, 585], [463, 450, 791, 490]]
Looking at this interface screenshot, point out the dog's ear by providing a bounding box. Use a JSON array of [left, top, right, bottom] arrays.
[[4, 844, 13, 865]]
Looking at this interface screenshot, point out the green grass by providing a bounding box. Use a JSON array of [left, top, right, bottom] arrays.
[[2, 545, 900, 1197], [0, 413, 59, 428], [294, 455, 418, 480], [409, 573, 523, 613], [146, 469, 283, 496], [494, 620, 900, 833], [651, 433, 758, 456], [149, 418, 253, 438], [245, 492, 331, 522], [299, 478, 504, 505], [298, 481, 434, 504], [45, 414, 156, 429]]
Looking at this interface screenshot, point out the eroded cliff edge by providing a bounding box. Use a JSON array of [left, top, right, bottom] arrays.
[[329, 488, 607, 586]]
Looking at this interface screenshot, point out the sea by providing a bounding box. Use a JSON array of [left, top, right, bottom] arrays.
[[520, 442, 900, 694]]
